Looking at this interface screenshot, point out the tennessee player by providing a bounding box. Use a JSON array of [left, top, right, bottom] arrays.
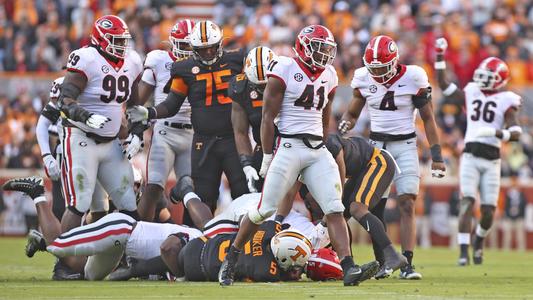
[[134, 19, 195, 221], [339, 35, 446, 279], [127, 20, 248, 220], [230, 46, 278, 192], [434, 38, 522, 266], [219, 25, 379, 287], [58, 15, 142, 235]]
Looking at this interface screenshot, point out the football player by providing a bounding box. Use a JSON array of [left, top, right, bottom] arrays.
[[58, 15, 143, 235], [127, 20, 248, 222], [135, 19, 195, 221], [3, 176, 201, 281], [339, 35, 446, 279], [36, 77, 65, 221], [230, 46, 278, 192], [434, 38, 522, 266], [218, 25, 379, 287]]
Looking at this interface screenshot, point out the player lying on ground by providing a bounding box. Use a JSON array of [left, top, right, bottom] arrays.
[[434, 38, 522, 266], [325, 133, 407, 278], [3, 176, 202, 281]]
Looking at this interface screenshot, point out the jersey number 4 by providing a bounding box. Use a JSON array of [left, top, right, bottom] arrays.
[[379, 91, 397, 111], [471, 100, 496, 122], [101, 75, 130, 103], [295, 85, 326, 110]]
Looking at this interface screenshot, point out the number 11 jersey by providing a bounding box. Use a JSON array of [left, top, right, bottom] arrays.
[[65, 46, 143, 137], [266, 56, 338, 138]]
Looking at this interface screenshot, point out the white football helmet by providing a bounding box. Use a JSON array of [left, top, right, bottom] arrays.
[[244, 46, 278, 86], [189, 20, 223, 65], [270, 229, 313, 271]]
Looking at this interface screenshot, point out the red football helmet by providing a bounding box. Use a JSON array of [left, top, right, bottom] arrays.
[[91, 15, 131, 59], [294, 25, 337, 70], [306, 248, 343, 281], [170, 19, 195, 59], [363, 35, 399, 84], [473, 57, 509, 91]]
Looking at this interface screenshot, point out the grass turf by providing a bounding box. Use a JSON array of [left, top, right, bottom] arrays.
[[0, 237, 531, 299]]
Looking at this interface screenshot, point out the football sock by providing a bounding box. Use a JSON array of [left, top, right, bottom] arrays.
[[357, 213, 391, 250], [474, 225, 489, 249], [132, 256, 168, 277], [458, 232, 470, 257], [227, 245, 240, 263], [340, 256, 356, 273], [402, 250, 413, 266]]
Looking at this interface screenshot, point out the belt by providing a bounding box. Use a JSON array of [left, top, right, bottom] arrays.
[[464, 142, 500, 160], [369, 131, 416, 142], [63, 120, 116, 144], [277, 132, 324, 150], [164, 121, 192, 129]]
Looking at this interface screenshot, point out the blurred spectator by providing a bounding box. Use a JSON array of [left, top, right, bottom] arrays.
[[501, 177, 527, 251]]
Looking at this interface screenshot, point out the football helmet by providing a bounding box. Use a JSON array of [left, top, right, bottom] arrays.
[[294, 25, 337, 70], [244, 46, 278, 87], [91, 15, 131, 59], [363, 35, 399, 84], [473, 57, 509, 91], [170, 19, 195, 59], [306, 248, 343, 281], [270, 229, 312, 272], [189, 20, 223, 65]]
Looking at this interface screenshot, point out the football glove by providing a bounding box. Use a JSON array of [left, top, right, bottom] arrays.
[[43, 154, 61, 181], [435, 38, 448, 54], [122, 133, 144, 160], [243, 165, 259, 193], [126, 106, 149, 123], [338, 120, 351, 134], [85, 114, 110, 129], [259, 153, 273, 178]]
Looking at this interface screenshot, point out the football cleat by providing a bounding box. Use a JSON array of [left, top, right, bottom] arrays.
[[2, 176, 44, 199], [399, 264, 422, 280], [473, 249, 483, 265], [343, 261, 380, 286], [458, 256, 469, 266], [375, 253, 408, 280], [52, 259, 84, 281], [169, 176, 194, 204], [218, 257, 236, 286], [25, 230, 46, 258]]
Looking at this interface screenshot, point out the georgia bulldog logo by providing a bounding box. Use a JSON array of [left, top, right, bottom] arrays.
[[388, 41, 397, 53], [302, 26, 315, 34], [98, 19, 113, 29]]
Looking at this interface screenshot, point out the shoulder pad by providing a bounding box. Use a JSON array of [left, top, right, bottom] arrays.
[[170, 58, 194, 77], [406, 65, 429, 89]]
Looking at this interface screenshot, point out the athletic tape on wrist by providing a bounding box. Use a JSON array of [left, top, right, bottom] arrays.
[[442, 83, 458, 96], [501, 129, 511, 142], [183, 192, 199, 207], [34, 196, 47, 204], [434, 61, 446, 70]]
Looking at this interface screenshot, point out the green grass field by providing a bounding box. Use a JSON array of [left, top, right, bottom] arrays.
[[0, 238, 531, 300]]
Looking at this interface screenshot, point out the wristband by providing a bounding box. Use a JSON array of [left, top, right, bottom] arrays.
[[507, 125, 522, 134], [501, 129, 511, 142], [239, 154, 254, 167], [148, 107, 157, 120], [430, 144, 443, 162], [434, 61, 446, 70], [274, 214, 285, 223]]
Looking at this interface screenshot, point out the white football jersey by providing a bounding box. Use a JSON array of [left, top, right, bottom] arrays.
[[463, 82, 521, 148], [266, 56, 338, 137], [65, 46, 143, 137], [141, 50, 191, 124], [351, 65, 430, 135]]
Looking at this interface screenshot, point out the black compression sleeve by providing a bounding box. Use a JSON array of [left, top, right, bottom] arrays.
[[61, 101, 92, 123], [154, 91, 186, 119]]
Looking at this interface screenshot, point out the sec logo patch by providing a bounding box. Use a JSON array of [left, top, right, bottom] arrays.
[[250, 90, 258, 99], [192, 66, 200, 74], [165, 62, 172, 70], [294, 73, 303, 82], [369, 85, 377, 93]]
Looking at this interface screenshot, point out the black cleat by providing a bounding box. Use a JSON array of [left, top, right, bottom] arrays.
[[52, 260, 84, 281], [344, 261, 380, 286], [473, 249, 483, 265], [218, 258, 236, 286], [375, 253, 408, 279], [2, 176, 44, 199], [108, 258, 137, 281], [25, 230, 46, 258], [399, 264, 422, 280], [169, 176, 194, 204]]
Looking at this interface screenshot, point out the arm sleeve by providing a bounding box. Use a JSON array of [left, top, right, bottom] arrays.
[[36, 115, 52, 155], [411, 66, 431, 108]]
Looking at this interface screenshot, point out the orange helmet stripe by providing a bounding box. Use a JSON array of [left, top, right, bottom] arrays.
[[200, 21, 207, 43], [256, 47, 264, 82]]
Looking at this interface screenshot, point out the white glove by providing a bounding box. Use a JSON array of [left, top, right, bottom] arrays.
[[122, 134, 144, 160], [126, 106, 149, 123], [476, 127, 496, 138], [435, 37, 448, 54], [338, 120, 352, 134], [85, 114, 110, 129], [431, 169, 446, 178], [243, 165, 260, 193], [43, 154, 61, 181], [259, 153, 273, 178]]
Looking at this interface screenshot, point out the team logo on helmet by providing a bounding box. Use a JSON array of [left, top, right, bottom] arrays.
[[388, 42, 397, 53], [98, 19, 113, 29], [294, 73, 303, 82], [302, 26, 315, 34]]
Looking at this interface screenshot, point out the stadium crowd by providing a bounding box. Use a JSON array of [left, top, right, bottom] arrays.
[[1, 0, 532, 181]]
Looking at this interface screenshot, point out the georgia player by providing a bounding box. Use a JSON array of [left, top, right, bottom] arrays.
[[434, 38, 522, 266], [218, 25, 379, 287], [339, 35, 446, 280], [135, 19, 195, 221], [58, 15, 142, 233], [230, 46, 278, 192]]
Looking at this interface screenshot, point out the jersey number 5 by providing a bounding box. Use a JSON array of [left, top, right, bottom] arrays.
[[101, 75, 130, 103], [471, 100, 496, 122], [294, 85, 326, 110]]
